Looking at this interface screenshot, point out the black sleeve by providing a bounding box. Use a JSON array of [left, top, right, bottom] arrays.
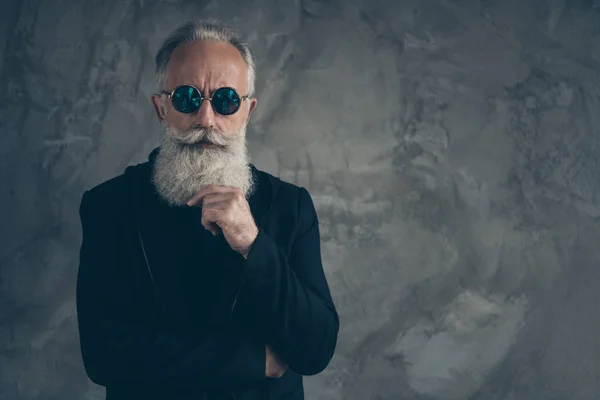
[[230, 187, 340, 376], [76, 190, 266, 388]]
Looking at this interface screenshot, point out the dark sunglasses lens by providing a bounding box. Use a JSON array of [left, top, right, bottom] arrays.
[[212, 88, 241, 115], [172, 86, 201, 113]]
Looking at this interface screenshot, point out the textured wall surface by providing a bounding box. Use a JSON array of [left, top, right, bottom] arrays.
[[2, 0, 600, 399]]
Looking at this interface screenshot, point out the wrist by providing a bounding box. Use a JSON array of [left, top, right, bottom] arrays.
[[241, 227, 259, 259]]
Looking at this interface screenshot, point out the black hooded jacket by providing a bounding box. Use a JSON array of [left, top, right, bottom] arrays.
[[76, 148, 339, 399]]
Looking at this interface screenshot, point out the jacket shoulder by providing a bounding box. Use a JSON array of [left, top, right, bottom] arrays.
[[82, 161, 150, 209], [253, 166, 304, 199], [253, 167, 316, 219]]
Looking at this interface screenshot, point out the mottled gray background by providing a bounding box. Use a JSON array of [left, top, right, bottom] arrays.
[[2, 0, 600, 399]]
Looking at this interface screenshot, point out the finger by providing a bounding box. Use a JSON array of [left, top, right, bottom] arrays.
[[201, 205, 221, 222], [187, 186, 213, 207], [201, 192, 236, 207], [206, 222, 221, 235], [201, 207, 225, 234], [187, 185, 241, 207], [202, 199, 232, 211], [201, 217, 221, 235]]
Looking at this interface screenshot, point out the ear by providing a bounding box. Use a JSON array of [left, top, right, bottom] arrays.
[[151, 94, 166, 123], [246, 97, 258, 120]]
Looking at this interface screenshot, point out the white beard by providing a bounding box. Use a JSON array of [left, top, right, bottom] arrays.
[[152, 122, 255, 207]]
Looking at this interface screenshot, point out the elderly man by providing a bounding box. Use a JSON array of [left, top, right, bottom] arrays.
[[76, 19, 339, 400]]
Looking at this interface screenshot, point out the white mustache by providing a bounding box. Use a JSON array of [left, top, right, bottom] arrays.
[[166, 126, 237, 147]]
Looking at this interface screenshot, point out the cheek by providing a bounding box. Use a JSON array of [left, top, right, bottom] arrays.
[[168, 113, 194, 130], [214, 118, 238, 134], [228, 115, 247, 131]]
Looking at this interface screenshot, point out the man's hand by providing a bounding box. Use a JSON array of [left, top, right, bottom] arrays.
[[187, 185, 259, 258], [265, 344, 288, 378]]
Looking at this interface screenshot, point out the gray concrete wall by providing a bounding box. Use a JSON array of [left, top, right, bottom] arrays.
[[2, 0, 600, 399]]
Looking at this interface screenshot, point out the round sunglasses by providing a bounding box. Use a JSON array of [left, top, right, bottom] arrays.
[[161, 85, 249, 116]]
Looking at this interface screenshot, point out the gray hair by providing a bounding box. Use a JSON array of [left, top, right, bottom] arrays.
[[155, 19, 256, 97]]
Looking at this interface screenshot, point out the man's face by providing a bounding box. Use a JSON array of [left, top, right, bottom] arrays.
[[150, 40, 259, 207], [153, 40, 256, 136]]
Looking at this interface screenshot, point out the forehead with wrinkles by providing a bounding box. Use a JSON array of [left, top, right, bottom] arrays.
[[164, 40, 249, 95]]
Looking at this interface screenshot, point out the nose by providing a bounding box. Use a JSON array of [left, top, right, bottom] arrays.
[[194, 97, 215, 128]]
